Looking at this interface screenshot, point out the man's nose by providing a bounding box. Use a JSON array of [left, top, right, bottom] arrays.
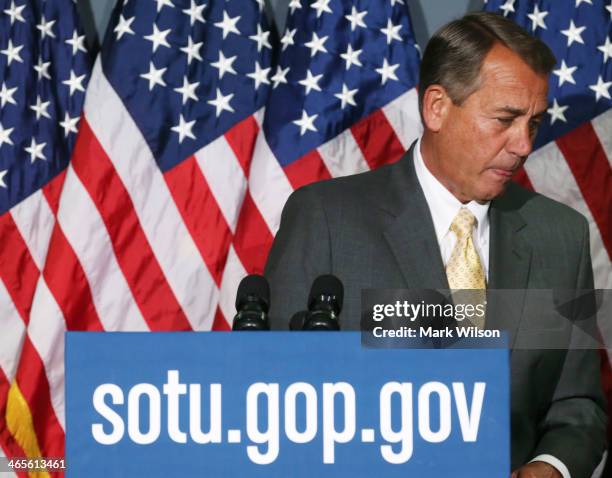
[[506, 121, 533, 158]]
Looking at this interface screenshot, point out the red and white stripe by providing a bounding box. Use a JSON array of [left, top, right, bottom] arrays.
[[0, 280, 25, 398], [0, 172, 68, 458], [524, 108, 612, 289]]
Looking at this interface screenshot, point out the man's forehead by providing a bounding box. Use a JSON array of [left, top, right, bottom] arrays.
[[492, 105, 548, 117], [472, 45, 549, 108], [479, 43, 549, 87]]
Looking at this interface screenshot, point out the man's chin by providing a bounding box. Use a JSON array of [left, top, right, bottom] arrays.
[[475, 182, 508, 203], [474, 170, 515, 200]]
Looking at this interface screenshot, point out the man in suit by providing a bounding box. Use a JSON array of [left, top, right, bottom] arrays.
[[264, 12, 607, 478]]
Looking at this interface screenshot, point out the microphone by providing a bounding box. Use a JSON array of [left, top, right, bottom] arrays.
[[302, 274, 344, 331], [232, 275, 270, 331], [289, 310, 308, 330]]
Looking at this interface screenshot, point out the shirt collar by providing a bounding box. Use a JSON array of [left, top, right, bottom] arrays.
[[413, 137, 490, 242]]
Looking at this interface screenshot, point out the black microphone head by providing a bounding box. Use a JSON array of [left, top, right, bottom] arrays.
[[235, 274, 270, 312], [289, 310, 308, 331], [308, 274, 344, 314]]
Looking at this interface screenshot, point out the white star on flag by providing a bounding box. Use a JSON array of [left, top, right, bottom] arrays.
[[59, 112, 80, 137], [155, 0, 174, 13], [114, 14, 135, 40], [181, 37, 203, 65], [66, 30, 87, 55], [575, 0, 592, 6], [174, 76, 200, 104], [304, 32, 328, 58], [207, 88, 235, 117], [376, 58, 400, 84], [0, 83, 18, 107], [310, 0, 332, 18], [211, 51, 237, 79], [34, 58, 52, 80], [3, 1, 25, 25], [0, 170, 7, 188], [589, 76, 612, 101], [281, 28, 297, 51], [340, 44, 363, 70], [293, 110, 318, 135], [553, 60, 577, 86], [288, 0, 302, 14], [334, 83, 358, 109], [144, 24, 172, 53], [561, 20, 586, 47], [140, 62, 167, 90], [171, 114, 196, 143], [527, 5, 548, 31], [380, 19, 402, 44], [499, 0, 515, 16], [30, 95, 51, 120], [345, 6, 367, 31], [36, 16, 56, 39], [298, 69, 323, 94], [247, 62, 271, 89], [24, 138, 47, 163], [214, 11, 241, 39], [1, 40, 24, 65], [62, 70, 87, 96], [0, 123, 14, 147], [249, 25, 272, 52], [182, 0, 206, 26], [271, 65, 289, 88], [547, 99, 568, 124], [597, 37, 612, 63]]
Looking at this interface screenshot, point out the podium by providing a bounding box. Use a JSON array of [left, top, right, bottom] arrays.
[[66, 332, 509, 477]]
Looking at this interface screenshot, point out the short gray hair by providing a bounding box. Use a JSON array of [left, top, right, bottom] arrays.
[[418, 12, 556, 117]]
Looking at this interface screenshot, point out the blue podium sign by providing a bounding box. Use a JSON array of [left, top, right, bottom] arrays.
[[66, 332, 509, 477]]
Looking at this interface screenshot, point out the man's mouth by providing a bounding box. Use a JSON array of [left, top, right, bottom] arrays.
[[489, 168, 515, 178]]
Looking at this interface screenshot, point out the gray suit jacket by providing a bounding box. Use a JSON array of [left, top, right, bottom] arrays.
[[264, 145, 607, 476]]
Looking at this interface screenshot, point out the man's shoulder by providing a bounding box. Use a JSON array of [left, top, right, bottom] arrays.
[[499, 181, 588, 231], [290, 159, 400, 204]]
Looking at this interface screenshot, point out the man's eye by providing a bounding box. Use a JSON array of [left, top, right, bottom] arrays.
[[497, 117, 514, 125], [529, 120, 542, 130]]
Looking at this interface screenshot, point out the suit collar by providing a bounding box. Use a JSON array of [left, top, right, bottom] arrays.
[[377, 144, 533, 342], [413, 136, 491, 246], [381, 144, 450, 290], [486, 187, 532, 344], [488, 188, 531, 290]]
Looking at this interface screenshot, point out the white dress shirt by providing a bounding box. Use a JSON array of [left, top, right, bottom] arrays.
[[413, 137, 490, 278], [412, 137, 571, 478]]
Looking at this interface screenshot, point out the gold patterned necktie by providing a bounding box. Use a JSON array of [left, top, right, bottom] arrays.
[[446, 207, 487, 329]]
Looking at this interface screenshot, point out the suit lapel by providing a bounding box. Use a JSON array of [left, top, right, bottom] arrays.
[[376, 146, 533, 343], [380, 145, 449, 290], [383, 208, 450, 290], [487, 193, 532, 346]]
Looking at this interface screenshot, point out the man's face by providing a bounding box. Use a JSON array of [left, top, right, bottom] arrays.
[[433, 44, 549, 203]]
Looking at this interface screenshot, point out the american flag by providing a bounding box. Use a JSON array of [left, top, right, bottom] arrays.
[[262, 0, 421, 187], [0, 0, 422, 467], [0, 0, 92, 470]]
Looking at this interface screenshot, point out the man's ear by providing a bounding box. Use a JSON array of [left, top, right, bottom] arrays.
[[421, 85, 451, 132]]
